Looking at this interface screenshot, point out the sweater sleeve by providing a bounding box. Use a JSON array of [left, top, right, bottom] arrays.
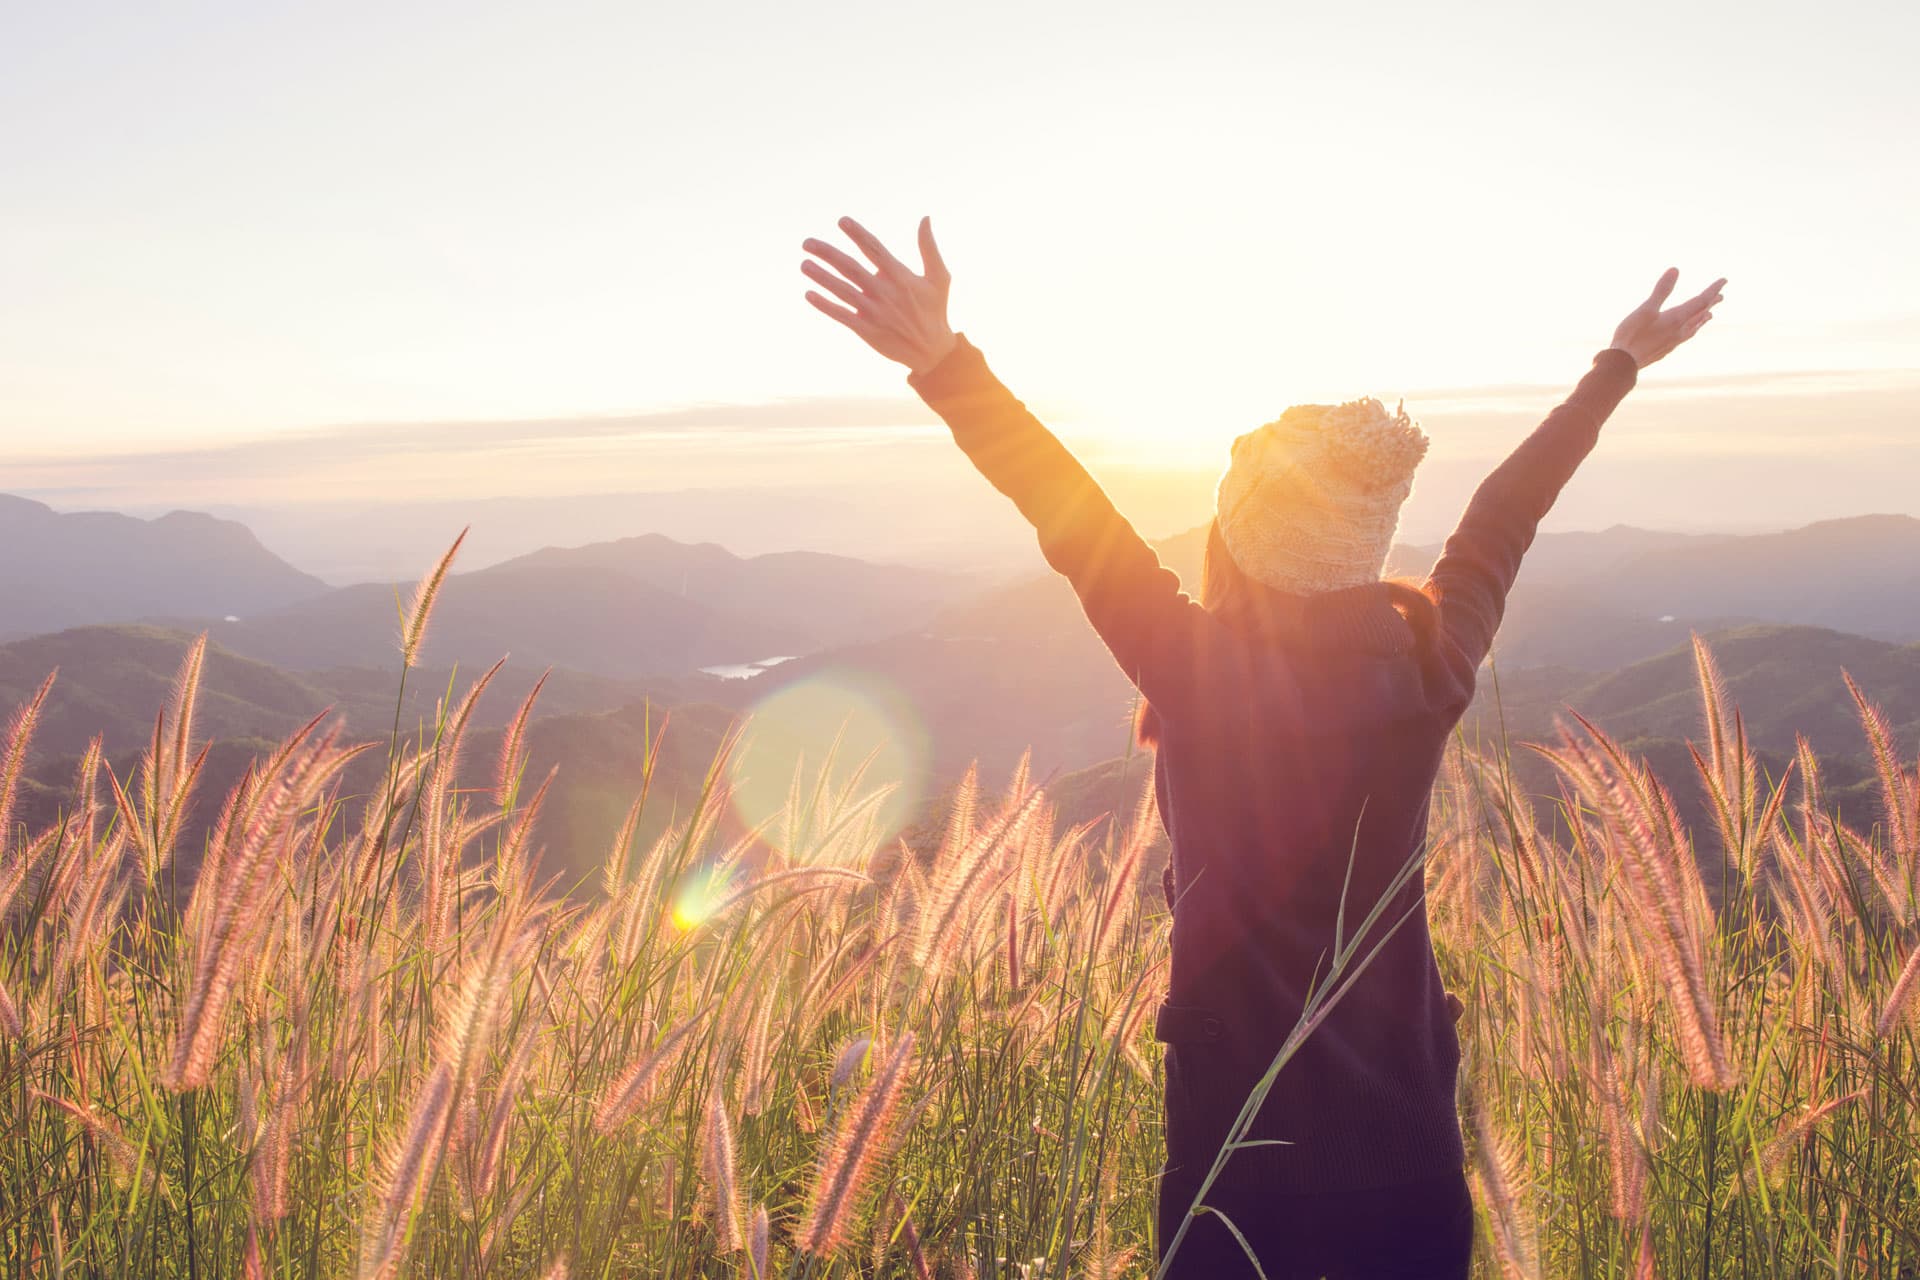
[[910, 336, 1208, 707], [1426, 349, 1638, 666]]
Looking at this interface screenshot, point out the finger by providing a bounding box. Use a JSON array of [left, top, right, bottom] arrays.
[[838, 217, 912, 279], [802, 259, 875, 312], [806, 291, 891, 345], [918, 216, 949, 282], [1672, 278, 1727, 319], [1645, 267, 1680, 308], [802, 238, 882, 292]]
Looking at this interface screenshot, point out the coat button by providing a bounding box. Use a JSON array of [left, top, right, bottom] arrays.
[[1202, 1017, 1224, 1039]]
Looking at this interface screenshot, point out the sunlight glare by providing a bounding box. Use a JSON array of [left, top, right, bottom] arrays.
[[728, 670, 929, 860], [669, 863, 734, 932]]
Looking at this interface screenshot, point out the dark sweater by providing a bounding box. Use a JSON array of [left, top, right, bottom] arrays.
[[910, 338, 1638, 1192]]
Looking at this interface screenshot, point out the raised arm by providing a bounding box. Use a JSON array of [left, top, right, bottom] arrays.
[[1428, 269, 1725, 666], [802, 217, 1206, 706]]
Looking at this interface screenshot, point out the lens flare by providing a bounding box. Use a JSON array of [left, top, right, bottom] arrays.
[[670, 864, 733, 932], [729, 669, 928, 860]]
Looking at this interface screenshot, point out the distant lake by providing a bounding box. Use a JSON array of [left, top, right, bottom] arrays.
[[700, 655, 798, 681]]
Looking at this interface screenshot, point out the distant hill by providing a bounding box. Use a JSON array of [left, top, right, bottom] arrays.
[[1392, 524, 1727, 585], [1048, 625, 1912, 883], [8, 622, 1912, 906], [1403, 515, 1920, 660], [1581, 515, 1920, 642], [0, 495, 327, 639], [486, 534, 971, 650], [202, 535, 969, 678], [13, 507, 1920, 899], [0, 624, 678, 760], [205, 563, 798, 678], [0, 624, 679, 834], [1106, 523, 1752, 671], [1466, 623, 1920, 762], [736, 572, 1144, 783], [725, 525, 1757, 781]]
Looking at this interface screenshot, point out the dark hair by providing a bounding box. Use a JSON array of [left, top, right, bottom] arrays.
[[1132, 520, 1436, 748]]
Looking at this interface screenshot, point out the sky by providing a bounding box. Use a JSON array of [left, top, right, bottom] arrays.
[[2, 0, 1917, 554]]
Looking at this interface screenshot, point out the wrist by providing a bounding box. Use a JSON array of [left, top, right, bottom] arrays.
[[907, 330, 960, 378]]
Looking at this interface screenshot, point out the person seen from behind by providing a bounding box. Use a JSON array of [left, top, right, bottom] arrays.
[[801, 215, 1724, 1279]]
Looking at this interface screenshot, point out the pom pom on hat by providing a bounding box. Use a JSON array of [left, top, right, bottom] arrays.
[[1316, 398, 1430, 485]]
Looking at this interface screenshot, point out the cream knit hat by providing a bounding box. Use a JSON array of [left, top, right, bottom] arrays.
[[1214, 398, 1429, 596]]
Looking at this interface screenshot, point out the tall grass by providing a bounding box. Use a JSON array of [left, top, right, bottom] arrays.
[[1, 552, 1917, 1275], [1435, 636, 1920, 1278]]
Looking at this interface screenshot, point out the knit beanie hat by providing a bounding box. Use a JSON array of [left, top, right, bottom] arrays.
[[1214, 398, 1430, 596]]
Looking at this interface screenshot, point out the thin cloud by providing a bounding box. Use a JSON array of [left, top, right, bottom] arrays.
[[1409, 365, 1920, 411], [7, 367, 1918, 511], [6, 394, 935, 465]]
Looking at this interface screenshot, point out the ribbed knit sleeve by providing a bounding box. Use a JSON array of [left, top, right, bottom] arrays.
[[1426, 349, 1638, 666], [910, 336, 1208, 707]]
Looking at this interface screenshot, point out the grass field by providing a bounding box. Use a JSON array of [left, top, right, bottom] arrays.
[[3, 552, 1918, 1278]]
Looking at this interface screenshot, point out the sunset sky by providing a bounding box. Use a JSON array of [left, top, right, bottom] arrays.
[[2, 1, 1916, 544]]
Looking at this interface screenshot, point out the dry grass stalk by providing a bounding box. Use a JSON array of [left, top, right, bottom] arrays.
[[914, 788, 1043, 980], [1878, 944, 1920, 1037], [701, 1080, 744, 1251], [243, 1224, 267, 1280], [418, 660, 505, 952], [1846, 672, 1917, 858], [595, 1011, 708, 1132], [1590, 1034, 1648, 1228], [400, 527, 467, 668], [358, 1064, 456, 1280], [1079, 1160, 1135, 1280], [1763, 1089, 1867, 1175], [169, 722, 363, 1089], [800, 1032, 915, 1256], [10, 626, 1920, 1274], [470, 1015, 541, 1197], [1547, 715, 1737, 1089], [830, 1035, 872, 1090], [493, 667, 550, 804], [1467, 1101, 1539, 1280], [0, 672, 54, 848], [748, 1205, 771, 1280], [1090, 779, 1156, 966], [878, 1191, 935, 1280], [739, 981, 781, 1116], [32, 1089, 142, 1186]]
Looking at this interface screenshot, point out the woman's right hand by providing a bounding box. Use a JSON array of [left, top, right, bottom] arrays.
[[802, 217, 958, 377], [1609, 268, 1726, 368]]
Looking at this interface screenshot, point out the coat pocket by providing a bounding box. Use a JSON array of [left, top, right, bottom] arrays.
[[1152, 1002, 1228, 1047], [1154, 1002, 1233, 1171]]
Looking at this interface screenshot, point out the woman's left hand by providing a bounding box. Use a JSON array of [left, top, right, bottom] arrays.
[[1608, 269, 1726, 368], [802, 217, 958, 377]]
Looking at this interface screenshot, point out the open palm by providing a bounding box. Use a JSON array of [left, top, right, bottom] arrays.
[[802, 217, 958, 377], [1611, 269, 1726, 367]]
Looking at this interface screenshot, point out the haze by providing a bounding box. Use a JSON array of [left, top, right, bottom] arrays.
[[2, 0, 1916, 578]]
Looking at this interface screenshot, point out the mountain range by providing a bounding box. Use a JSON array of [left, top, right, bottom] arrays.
[[754, 514, 1920, 784], [9, 492, 1920, 884], [4, 618, 1907, 891], [0, 495, 327, 639], [193, 535, 971, 678]]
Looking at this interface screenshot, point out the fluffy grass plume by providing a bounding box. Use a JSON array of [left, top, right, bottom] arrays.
[[0, 624, 1917, 1276], [399, 527, 466, 668], [800, 1032, 915, 1257]]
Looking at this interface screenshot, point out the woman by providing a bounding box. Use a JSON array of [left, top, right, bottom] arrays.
[[801, 217, 1722, 1279]]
